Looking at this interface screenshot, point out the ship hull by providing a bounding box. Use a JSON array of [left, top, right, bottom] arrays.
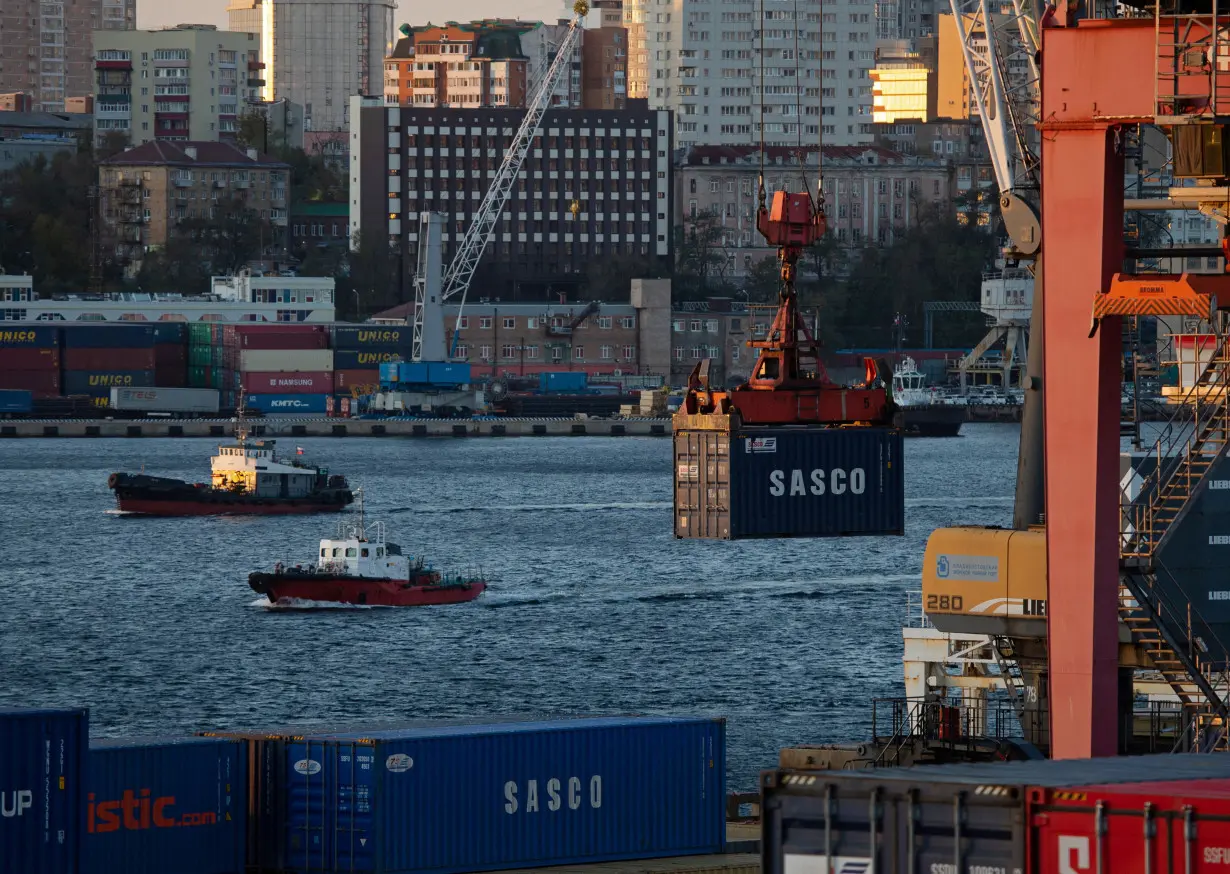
[[108, 472, 352, 516], [901, 404, 966, 438], [249, 573, 486, 607]]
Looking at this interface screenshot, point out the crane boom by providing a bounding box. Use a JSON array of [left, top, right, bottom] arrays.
[[410, 0, 590, 361]]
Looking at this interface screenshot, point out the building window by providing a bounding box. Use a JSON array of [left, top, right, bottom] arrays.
[[525, 345, 540, 359], [597, 316, 613, 329], [503, 317, 515, 329], [690, 346, 704, 360], [527, 317, 540, 329], [673, 346, 684, 361], [501, 343, 517, 359], [458, 316, 469, 329], [705, 319, 718, 332], [730, 318, 742, 331], [620, 316, 635, 329], [600, 345, 613, 359], [732, 346, 740, 362], [574, 345, 584, 359], [622, 345, 635, 359], [689, 319, 701, 331], [479, 344, 492, 360], [456, 344, 469, 358], [673, 319, 686, 332], [480, 317, 493, 329]]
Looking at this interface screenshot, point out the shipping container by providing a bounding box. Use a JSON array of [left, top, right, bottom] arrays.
[[234, 332, 329, 351], [245, 393, 330, 415], [63, 348, 156, 372], [284, 716, 725, 874], [0, 325, 59, 348], [62, 371, 155, 394], [673, 426, 905, 539], [0, 347, 59, 369], [332, 325, 412, 350], [189, 346, 218, 366], [108, 387, 221, 415], [334, 348, 402, 369], [0, 388, 33, 413], [85, 737, 245, 874], [334, 369, 381, 393], [0, 708, 88, 874], [61, 324, 155, 348], [154, 344, 186, 365], [188, 324, 214, 346], [0, 369, 61, 396], [540, 371, 589, 393], [150, 323, 188, 344], [379, 361, 423, 385], [238, 349, 333, 373], [241, 371, 333, 394], [763, 757, 1230, 874], [427, 362, 471, 385]]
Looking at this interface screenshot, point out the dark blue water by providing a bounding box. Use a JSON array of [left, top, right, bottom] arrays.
[[0, 425, 1018, 788]]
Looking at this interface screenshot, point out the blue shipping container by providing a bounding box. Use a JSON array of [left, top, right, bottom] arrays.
[[0, 388, 33, 413], [85, 737, 245, 874], [284, 716, 726, 874], [245, 393, 329, 415], [380, 361, 427, 386], [332, 326, 412, 350], [335, 348, 402, 370], [150, 323, 188, 344], [539, 372, 588, 393], [62, 371, 156, 394], [673, 426, 905, 539], [0, 708, 88, 874], [0, 326, 60, 348], [62, 325, 156, 349], [426, 362, 471, 386]]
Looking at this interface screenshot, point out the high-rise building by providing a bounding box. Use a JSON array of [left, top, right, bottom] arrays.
[[0, 0, 135, 112], [92, 26, 263, 147], [224, 0, 396, 132], [869, 40, 934, 123], [620, 0, 872, 148]]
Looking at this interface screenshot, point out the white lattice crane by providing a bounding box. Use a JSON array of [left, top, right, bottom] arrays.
[[410, 0, 591, 362]]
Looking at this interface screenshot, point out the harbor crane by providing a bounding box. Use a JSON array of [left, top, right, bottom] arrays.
[[409, 0, 591, 363]]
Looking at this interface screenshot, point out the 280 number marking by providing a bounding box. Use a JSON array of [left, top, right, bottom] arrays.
[[926, 595, 964, 611]]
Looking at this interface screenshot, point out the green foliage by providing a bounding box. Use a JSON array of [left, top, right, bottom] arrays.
[[673, 209, 735, 300], [276, 146, 344, 203], [300, 231, 405, 322], [584, 251, 668, 300], [743, 255, 781, 303]]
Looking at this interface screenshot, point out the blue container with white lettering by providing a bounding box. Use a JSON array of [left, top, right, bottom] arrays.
[[283, 716, 726, 874], [85, 737, 246, 874], [245, 393, 330, 415], [674, 426, 905, 539], [0, 707, 88, 874]]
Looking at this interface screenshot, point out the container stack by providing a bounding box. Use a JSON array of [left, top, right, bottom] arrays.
[[61, 324, 156, 409], [151, 323, 189, 389], [0, 326, 61, 397], [229, 324, 333, 415], [331, 325, 410, 400], [187, 323, 226, 393]]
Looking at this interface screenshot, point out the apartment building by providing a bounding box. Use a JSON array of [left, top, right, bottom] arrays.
[[675, 144, 954, 274], [350, 99, 674, 301], [92, 25, 262, 147], [0, 0, 134, 112], [225, 0, 395, 131], [622, 0, 873, 149], [98, 140, 289, 266]]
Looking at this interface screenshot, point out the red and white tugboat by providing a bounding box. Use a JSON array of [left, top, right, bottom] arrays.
[[248, 491, 488, 607]]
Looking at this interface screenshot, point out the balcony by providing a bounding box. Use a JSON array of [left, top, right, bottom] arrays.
[[172, 175, 192, 187], [247, 78, 265, 87]]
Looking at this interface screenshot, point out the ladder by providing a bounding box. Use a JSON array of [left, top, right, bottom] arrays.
[[991, 635, 1031, 732]]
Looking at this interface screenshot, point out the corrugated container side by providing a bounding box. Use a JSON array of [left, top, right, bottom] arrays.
[[85, 737, 245, 874], [0, 348, 60, 369], [541, 372, 588, 392], [285, 716, 726, 874], [241, 372, 334, 394], [427, 362, 471, 385], [150, 323, 188, 344], [61, 325, 156, 348], [0, 389, 34, 413], [0, 708, 88, 874], [332, 326, 412, 350], [108, 387, 220, 414], [0, 326, 60, 348], [234, 333, 329, 351], [334, 370, 381, 393], [238, 350, 334, 373], [63, 349, 156, 372], [245, 394, 330, 415], [334, 349, 402, 369], [62, 371, 155, 394], [223, 324, 327, 338], [0, 370, 62, 396], [154, 345, 186, 366]]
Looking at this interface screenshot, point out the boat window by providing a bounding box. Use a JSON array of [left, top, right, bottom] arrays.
[[332, 548, 340, 557], [346, 547, 357, 558], [361, 548, 370, 557], [320, 548, 326, 558]]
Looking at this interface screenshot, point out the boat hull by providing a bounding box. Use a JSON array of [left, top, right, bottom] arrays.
[[108, 472, 353, 516], [249, 573, 487, 607], [901, 404, 966, 438]]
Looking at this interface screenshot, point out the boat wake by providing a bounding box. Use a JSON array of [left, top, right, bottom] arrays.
[[250, 596, 375, 611], [389, 501, 670, 515]]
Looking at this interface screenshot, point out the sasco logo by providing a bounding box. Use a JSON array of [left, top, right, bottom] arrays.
[[357, 351, 398, 364], [88, 375, 134, 386], [1, 789, 33, 818], [87, 790, 217, 832], [0, 331, 36, 344], [357, 330, 403, 344], [1059, 835, 1090, 874], [504, 776, 602, 814], [768, 468, 865, 497]]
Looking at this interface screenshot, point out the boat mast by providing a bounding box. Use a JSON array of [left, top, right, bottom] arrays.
[[234, 383, 249, 445]]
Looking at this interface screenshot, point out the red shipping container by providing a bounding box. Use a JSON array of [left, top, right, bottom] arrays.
[[154, 365, 188, 388], [64, 347, 156, 371], [334, 369, 381, 393], [238, 332, 328, 350], [1030, 779, 1230, 874], [0, 347, 59, 369], [0, 369, 61, 396], [241, 371, 333, 394], [154, 344, 186, 368]]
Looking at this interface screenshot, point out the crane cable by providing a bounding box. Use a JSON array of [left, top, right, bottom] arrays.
[[757, 0, 766, 213]]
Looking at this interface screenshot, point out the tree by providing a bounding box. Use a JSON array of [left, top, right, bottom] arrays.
[[673, 209, 734, 300], [176, 198, 275, 273], [584, 252, 668, 300], [742, 255, 781, 303], [0, 151, 95, 292], [235, 110, 275, 153], [331, 232, 405, 322]]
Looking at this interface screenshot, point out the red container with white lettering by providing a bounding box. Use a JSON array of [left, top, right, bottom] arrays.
[[1029, 779, 1230, 874]]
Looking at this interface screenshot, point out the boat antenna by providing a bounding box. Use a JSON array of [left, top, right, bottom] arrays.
[[354, 487, 365, 540], [234, 383, 249, 445]]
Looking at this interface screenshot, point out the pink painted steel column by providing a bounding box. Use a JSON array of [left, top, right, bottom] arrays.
[[1040, 123, 1124, 759]]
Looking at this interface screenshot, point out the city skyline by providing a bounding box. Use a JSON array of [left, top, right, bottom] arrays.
[[137, 0, 572, 33]]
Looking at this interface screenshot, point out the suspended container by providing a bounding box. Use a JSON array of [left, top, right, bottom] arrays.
[[674, 423, 904, 539]]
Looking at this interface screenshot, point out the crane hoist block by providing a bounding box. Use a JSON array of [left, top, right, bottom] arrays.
[[1093, 273, 1223, 319], [757, 191, 826, 248]]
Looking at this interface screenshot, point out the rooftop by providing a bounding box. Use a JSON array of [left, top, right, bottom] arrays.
[[101, 141, 290, 169], [292, 202, 349, 217], [0, 111, 93, 132], [678, 144, 928, 168]]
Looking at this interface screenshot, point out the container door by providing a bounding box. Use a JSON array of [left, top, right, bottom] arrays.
[[331, 742, 377, 871], [761, 776, 884, 874], [674, 430, 731, 539], [285, 740, 329, 872]]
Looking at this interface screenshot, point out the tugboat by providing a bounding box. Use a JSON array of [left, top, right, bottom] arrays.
[[108, 398, 353, 515], [248, 491, 487, 607], [892, 357, 966, 437]]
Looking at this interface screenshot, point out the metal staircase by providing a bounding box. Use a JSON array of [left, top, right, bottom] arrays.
[[1120, 331, 1230, 749], [991, 635, 1030, 725]]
